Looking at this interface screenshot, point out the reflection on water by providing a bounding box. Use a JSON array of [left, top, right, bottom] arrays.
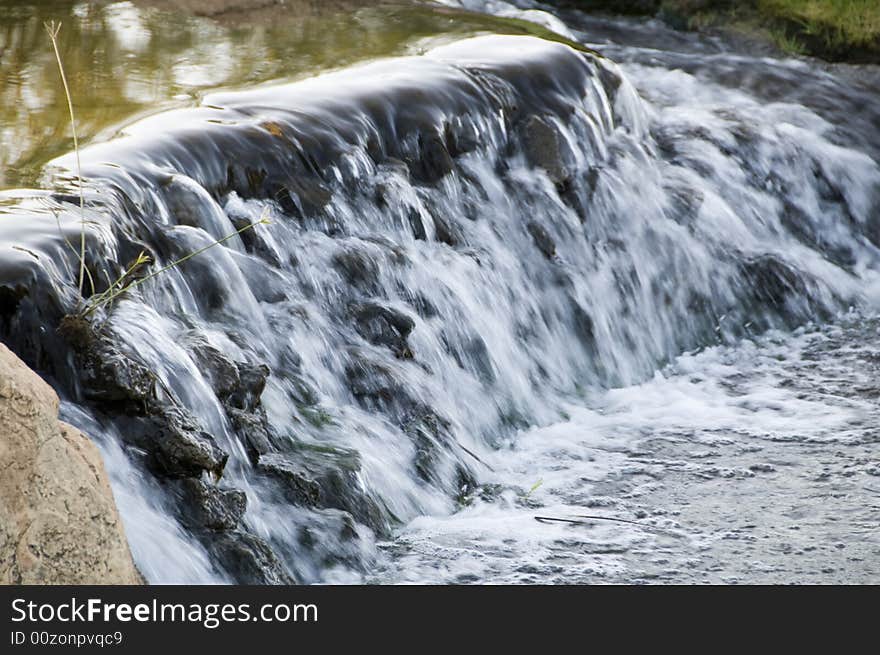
[[0, 0, 570, 190]]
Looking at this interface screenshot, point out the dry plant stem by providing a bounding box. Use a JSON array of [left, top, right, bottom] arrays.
[[82, 218, 269, 317], [534, 515, 643, 526], [52, 209, 95, 294], [45, 21, 88, 298]]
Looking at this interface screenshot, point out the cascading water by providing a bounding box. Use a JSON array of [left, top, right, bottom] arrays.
[[1, 2, 879, 583]]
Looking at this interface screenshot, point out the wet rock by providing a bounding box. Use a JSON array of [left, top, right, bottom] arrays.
[[344, 352, 468, 486], [740, 255, 808, 309], [260, 452, 321, 505], [351, 301, 415, 358], [557, 182, 584, 222], [409, 292, 439, 319], [571, 301, 597, 352], [161, 174, 232, 239], [186, 335, 240, 399], [227, 361, 270, 412], [445, 118, 480, 158], [185, 339, 275, 462], [403, 411, 450, 484], [413, 133, 454, 184], [332, 245, 381, 291], [227, 405, 276, 462], [663, 182, 703, 228], [153, 407, 228, 479], [186, 332, 271, 416], [57, 323, 230, 480], [120, 406, 228, 479], [292, 508, 378, 576], [527, 221, 557, 259], [205, 530, 296, 585], [0, 285, 27, 331], [444, 332, 495, 385], [281, 177, 333, 219], [344, 354, 412, 417], [407, 207, 429, 241], [432, 212, 464, 247], [228, 214, 282, 267], [76, 334, 156, 408], [454, 466, 480, 505], [374, 176, 428, 241], [559, 167, 600, 222], [521, 114, 571, 185], [779, 199, 857, 270], [156, 227, 236, 313], [258, 446, 387, 534], [597, 62, 623, 107], [401, 409, 474, 490], [345, 350, 449, 434], [386, 155, 411, 175], [175, 478, 247, 530]]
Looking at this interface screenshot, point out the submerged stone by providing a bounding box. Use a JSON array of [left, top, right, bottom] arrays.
[[332, 245, 382, 291], [351, 301, 416, 358], [521, 114, 571, 185], [412, 133, 454, 184], [527, 221, 557, 259]]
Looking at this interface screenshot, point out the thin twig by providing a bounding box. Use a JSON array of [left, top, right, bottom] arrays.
[[458, 443, 494, 471], [535, 515, 643, 526], [534, 514, 687, 537]]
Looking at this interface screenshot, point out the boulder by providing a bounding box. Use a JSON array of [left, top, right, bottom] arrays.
[[0, 343, 141, 584]]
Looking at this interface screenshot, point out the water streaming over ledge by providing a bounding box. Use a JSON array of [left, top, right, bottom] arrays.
[[1, 2, 880, 583]]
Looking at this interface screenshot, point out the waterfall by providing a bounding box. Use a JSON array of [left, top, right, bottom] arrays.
[[1, 26, 878, 582]]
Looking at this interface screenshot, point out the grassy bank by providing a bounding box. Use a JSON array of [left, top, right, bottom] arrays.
[[756, 0, 880, 58], [561, 0, 880, 62]]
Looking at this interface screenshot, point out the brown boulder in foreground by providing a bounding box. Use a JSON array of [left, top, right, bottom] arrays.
[[0, 343, 141, 584]]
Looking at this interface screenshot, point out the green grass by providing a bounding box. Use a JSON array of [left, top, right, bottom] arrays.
[[757, 0, 880, 51], [768, 25, 809, 55], [565, 0, 880, 61], [679, 0, 880, 59]]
